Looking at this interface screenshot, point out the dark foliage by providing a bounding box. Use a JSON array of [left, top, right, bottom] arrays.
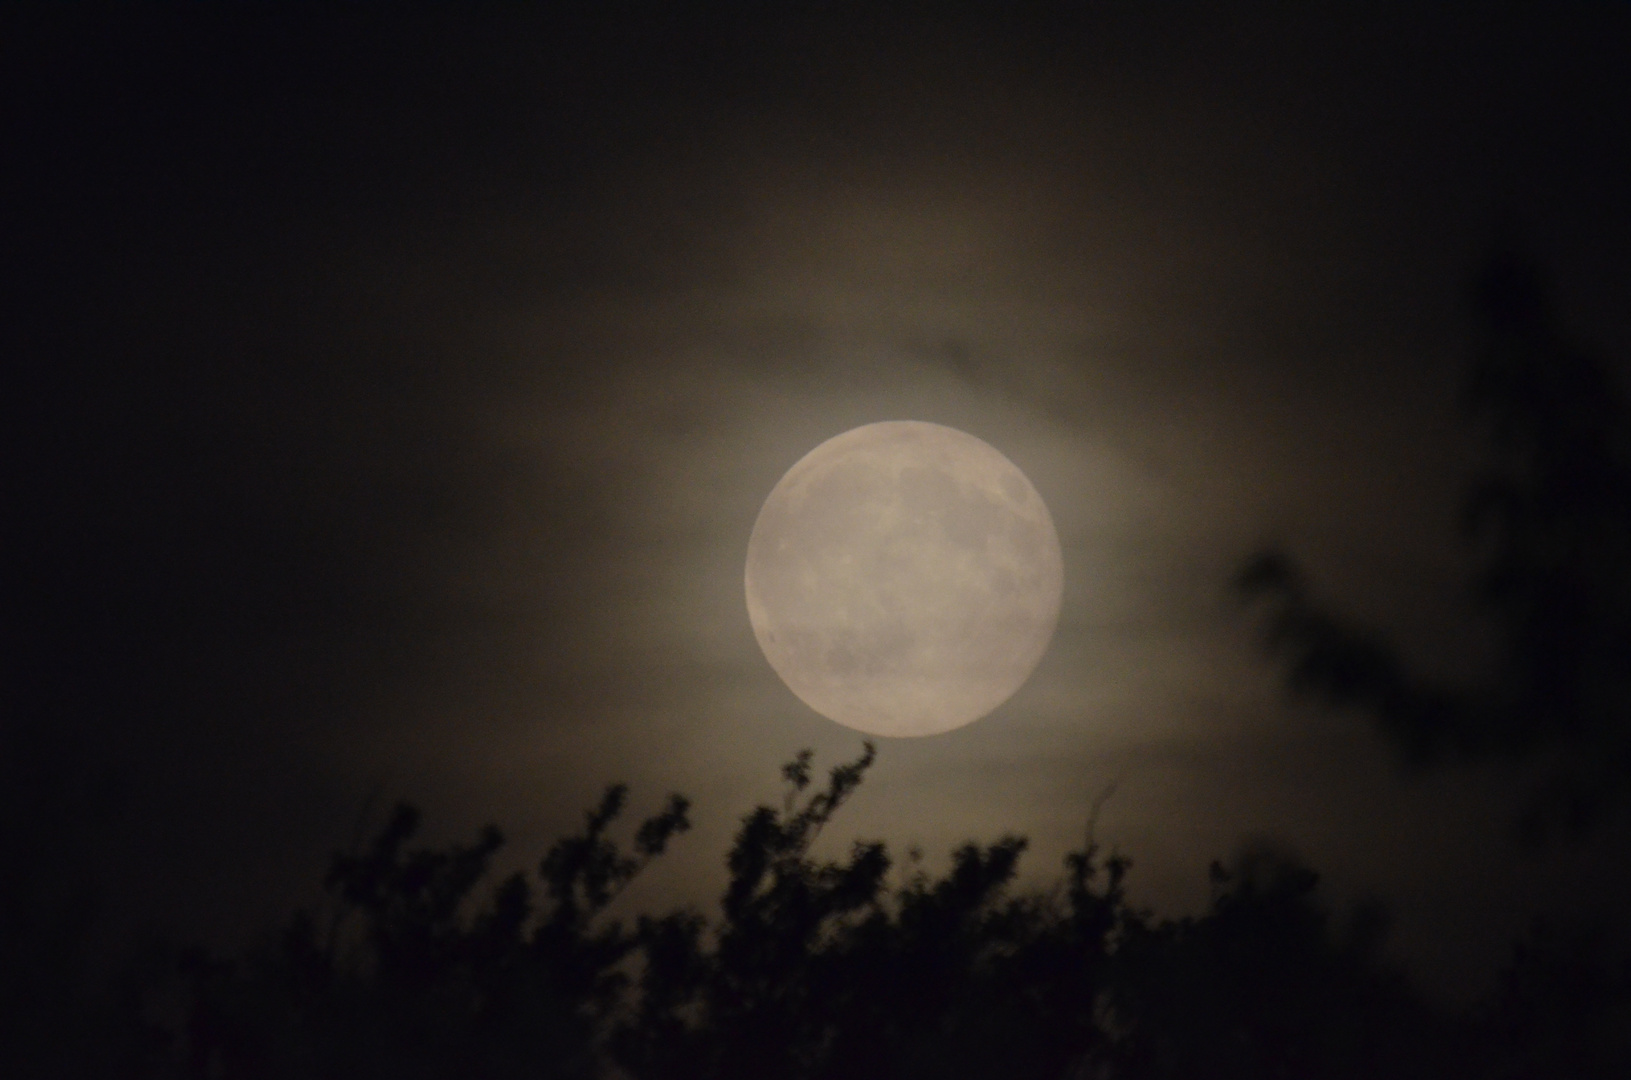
[[174, 786, 689, 1079], [3, 742, 1628, 1077], [1105, 851, 1456, 1080], [1238, 249, 1631, 839], [0, 746, 1583, 1078], [610, 742, 1110, 1080]]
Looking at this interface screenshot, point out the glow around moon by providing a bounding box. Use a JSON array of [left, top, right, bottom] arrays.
[[745, 421, 1064, 737]]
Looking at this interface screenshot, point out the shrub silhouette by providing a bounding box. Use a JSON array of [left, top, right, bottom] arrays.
[[179, 788, 689, 1079], [1104, 850, 1456, 1080], [5, 739, 1627, 1077], [162, 745, 1532, 1080], [610, 741, 1118, 1080]]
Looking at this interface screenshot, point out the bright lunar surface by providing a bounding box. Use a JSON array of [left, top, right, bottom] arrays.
[[745, 421, 1065, 737]]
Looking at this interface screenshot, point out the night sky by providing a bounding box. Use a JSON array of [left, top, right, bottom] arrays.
[[8, 3, 1631, 1003]]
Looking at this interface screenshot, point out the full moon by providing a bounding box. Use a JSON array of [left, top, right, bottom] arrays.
[[745, 421, 1064, 737]]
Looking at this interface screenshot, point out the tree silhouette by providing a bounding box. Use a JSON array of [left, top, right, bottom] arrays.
[[171, 744, 1466, 1080], [179, 788, 689, 1079], [1104, 848, 1454, 1080], [1470, 919, 1631, 1080], [610, 741, 1128, 1080], [1238, 247, 1631, 840], [10, 738, 1631, 1077]]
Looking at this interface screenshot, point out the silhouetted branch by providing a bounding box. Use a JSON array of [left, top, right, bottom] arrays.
[[1238, 247, 1631, 839]]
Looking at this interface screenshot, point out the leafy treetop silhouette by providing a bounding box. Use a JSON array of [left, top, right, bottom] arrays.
[[142, 742, 1631, 1080]]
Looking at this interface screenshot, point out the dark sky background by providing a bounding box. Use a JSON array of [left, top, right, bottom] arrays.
[[7, 3, 1631, 1003]]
